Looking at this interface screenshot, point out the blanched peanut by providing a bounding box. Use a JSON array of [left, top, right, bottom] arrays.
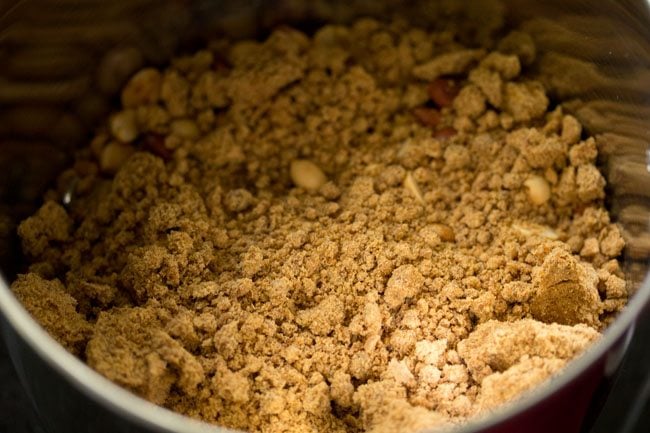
[[524, 175, 551, 205], [100, 142, 135, 174], [109, 110, 138, 143], [403, 172, 425, 204], [431, 224, 455, 242], [513, 223, 558, 240], [290, 159, 327, 191], [540, 227, 559, 240], [171, 119, 200, 140], [121, 68, 162, 108]]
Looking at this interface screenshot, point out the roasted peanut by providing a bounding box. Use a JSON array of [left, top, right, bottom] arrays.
[[427, 78, 459, 108], [290, 160, 328, 191], [412, 107, 441, 127], [431, 224, 455, 242]]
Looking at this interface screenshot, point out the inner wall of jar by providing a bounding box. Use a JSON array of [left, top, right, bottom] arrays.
[[0, 0, 649, 292]]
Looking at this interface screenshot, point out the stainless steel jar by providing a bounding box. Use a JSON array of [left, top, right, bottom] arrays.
[[1, 1, 650, 432]]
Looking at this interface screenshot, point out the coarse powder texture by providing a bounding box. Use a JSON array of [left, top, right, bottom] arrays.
[[12, 18, 628, 433]]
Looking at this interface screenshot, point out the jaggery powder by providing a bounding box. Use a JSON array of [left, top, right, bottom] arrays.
[[11, 18, 627, 433]]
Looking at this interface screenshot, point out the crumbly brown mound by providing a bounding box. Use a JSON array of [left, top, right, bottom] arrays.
[[13, 18, 626, 433]]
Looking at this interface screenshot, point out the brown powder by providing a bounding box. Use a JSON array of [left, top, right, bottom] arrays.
[[12, 18, 626, 433]]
